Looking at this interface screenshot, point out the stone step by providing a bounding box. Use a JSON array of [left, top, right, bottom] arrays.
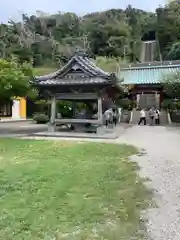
[[141, 41, 156, 62]]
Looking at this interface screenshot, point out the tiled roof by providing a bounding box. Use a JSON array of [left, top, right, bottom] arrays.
[[36, 77, 108, 85], [119, 63, 180, 85], [34, 53, 115, 86]]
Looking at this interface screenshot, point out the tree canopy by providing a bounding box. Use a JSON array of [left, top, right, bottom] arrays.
[[0, 2, 178, 69], [0, 2, 180, 70], [162, 71, 180, 99], [0, 59, 35, 101]]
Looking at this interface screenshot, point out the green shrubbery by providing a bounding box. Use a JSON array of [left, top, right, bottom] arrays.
[[33, 113, 49, 124], [117, 98, 136, 110], [161, 99, 180, 112]]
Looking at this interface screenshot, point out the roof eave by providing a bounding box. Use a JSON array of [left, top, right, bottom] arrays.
[[36, 81, 115, 87], [122, 82, 161, 85]]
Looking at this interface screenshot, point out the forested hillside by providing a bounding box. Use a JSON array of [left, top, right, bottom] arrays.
[[0, 2, 180, 72]]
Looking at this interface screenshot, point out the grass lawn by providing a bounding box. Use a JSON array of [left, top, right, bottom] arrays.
[[0, 139, 151, 240]]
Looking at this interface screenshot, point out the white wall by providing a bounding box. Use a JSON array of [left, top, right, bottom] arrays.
[[12, 100, 20, 119]]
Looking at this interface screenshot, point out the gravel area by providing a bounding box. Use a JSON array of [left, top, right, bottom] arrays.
[[115, 125, 180, 240]]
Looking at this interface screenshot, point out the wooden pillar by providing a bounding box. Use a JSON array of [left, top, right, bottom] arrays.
[[136, 94, 140, 109], [72, 101, 76, 118], [155, 91, 160, 108], [97, 97, 103, 124], [48, 95, 56, 132]]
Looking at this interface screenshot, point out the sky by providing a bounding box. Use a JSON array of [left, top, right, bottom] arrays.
[[1, 0, 165, 23]]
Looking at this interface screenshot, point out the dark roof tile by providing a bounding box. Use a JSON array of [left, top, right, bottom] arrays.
[[37, 77, 108, 86], [34, 53, 114, 86]]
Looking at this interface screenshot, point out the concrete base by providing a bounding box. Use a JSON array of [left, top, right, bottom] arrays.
[[48, 124, 56, 132], [0, 118, 27, 122], [33, 126, 120, 139]]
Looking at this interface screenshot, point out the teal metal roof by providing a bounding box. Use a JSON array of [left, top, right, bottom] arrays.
[[119, 64, 180, 85]]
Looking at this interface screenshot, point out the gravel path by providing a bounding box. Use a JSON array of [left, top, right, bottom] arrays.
[[115, 125, 180, 240]]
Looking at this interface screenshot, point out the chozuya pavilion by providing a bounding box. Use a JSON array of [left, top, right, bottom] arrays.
[[33, 52, 121, 132]]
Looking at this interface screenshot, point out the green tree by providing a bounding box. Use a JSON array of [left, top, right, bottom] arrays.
[[166, 42, 180, 60], [156, 2, 180, 60], [0, 6, 173, 66], [0, 59, 35, 102], [162, 71, 180, 99]]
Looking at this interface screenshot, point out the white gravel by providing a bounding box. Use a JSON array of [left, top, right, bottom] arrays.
[[115, 125, 180, 240]]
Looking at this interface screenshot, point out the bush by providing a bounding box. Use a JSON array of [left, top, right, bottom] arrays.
[[161, 99, 177, 111], [129, 100, 137, 110], [56, 101, 72, 118], [175, 100, 180, 110], [33, 113, 49, 124], [117, 98, 136, 110]]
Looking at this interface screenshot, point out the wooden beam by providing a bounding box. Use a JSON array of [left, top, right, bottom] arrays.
[[97, 97, 103, 124], [55, 118, 101, 124], [72, 101, 76, 118], [55, 93, 98, 100]]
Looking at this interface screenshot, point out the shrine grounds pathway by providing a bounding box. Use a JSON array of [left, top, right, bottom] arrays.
[[0, 121, 47, 137], [115, 125, 180, 240], [26, 124, 180, 240]]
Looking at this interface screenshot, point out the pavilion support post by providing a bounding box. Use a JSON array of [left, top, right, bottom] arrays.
[[48, 95, 56, 132], [97, 97, 103, 125], [72, 101, 76, 118]]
